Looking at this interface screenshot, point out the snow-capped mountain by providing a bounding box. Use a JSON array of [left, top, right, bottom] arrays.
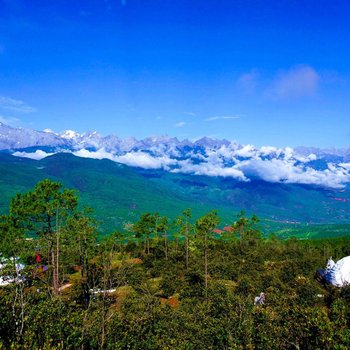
[[59, 129, 81, 140], [1, 122, 350, 189], [0, 122, 66, 149]]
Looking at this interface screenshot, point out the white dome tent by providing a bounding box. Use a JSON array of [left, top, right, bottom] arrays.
[[316, 256, 350, 287]]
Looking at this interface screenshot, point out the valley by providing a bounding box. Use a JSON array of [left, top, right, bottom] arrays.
[[1, 152, 350, 238]]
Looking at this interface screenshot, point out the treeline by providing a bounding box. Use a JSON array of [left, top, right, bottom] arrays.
[[1, 179, 350, 349]]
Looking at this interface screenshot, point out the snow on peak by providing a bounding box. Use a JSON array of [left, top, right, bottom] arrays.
[[60, 130, 81, 139], [85, 131, 99, 138], [2, 123, 350, 189]]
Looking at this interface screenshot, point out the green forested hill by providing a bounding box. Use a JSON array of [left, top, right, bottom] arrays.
[[1, 152, 350, 237]]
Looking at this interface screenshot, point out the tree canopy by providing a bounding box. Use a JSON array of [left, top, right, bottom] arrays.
[[1, 179, 350, 349]]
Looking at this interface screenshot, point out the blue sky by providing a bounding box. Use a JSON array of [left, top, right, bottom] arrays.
[[0, 0, 350, 147]]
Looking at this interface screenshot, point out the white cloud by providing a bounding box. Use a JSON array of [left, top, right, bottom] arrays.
[[174, 121, 186, 128], [237, 65, 320, 102], [73, 148, 116, 161], [173, 159, 247, 181], [184, 112, 196, 116], [293, 152, 317, 163], [67, 148, 176, 171], [205, 115, 240, 122], [259, 146, 279, 157], [210, 144, 237, 159], [234, 157, 349, 189], [0, 96, 36, 113], [234, 144, 257, 158], [265, 65, 320, 101], [339, 163, 350, 171], [13, 150, 53, 160], [116, 151, 176, 170], [172, 142, 349, 188], [308, 154, 317, 161]]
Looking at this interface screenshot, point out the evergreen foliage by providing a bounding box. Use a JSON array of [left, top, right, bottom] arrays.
[[1, 179, 350, 349]]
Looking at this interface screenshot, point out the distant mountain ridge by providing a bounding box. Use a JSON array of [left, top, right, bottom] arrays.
[[1, 122, 350, 189], [0, 122, 229, 152]]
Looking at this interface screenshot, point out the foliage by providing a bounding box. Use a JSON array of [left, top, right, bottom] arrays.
[[1, 180, 350, 348]]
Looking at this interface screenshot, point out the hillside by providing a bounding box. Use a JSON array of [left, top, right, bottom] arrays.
[[1, 152, 350, 237], [2, 181, 350, 349]]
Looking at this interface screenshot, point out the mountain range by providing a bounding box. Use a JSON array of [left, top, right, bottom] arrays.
[[1, 122, 350, 190], [1, 122, 350, 238]]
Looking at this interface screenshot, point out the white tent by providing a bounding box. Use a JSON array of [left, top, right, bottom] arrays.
[[322, 256, 350, 287]]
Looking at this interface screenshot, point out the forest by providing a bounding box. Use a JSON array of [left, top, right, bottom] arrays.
[[1, 179, 350, 349]]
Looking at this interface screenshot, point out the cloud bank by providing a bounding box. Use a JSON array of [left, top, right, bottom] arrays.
[[12, 150, 54, 160], [13, 140, 350, 189]]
